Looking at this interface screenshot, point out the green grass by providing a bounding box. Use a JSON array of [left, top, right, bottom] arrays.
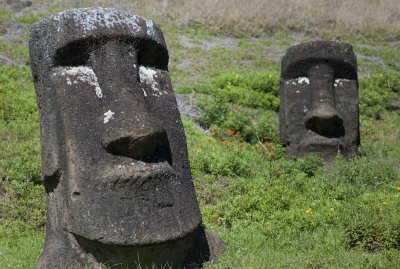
[[0, 232, 44, 269], [185, 110, 400, 268], [0, 2, 399, 269]]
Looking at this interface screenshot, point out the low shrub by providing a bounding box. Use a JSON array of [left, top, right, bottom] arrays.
[[344, 205, 400, 252], [191, 71, 280, 143], [359, 71, 400, 119]]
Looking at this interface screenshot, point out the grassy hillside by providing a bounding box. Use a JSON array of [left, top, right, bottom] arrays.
[[0, 0, 399, 268]]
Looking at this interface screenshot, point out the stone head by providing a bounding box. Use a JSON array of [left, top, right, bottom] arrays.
[[30, 8, 202, 267], [279, 40, 359, 160]]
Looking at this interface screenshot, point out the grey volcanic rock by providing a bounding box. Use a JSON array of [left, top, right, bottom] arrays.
[[279, 40, 359, 161], [30, 8, 224, 268]]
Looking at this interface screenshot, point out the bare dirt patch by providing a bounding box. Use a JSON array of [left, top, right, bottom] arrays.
[[179, 35, 238, 50]]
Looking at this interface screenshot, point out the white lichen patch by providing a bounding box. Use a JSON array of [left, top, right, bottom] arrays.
[[61, 67, 103, 98], [139, 66, 157, 80], [334, 78, 350, 87], [298, 77, 310, 85], [286, 77, 310, 86], [139, 66, 166, 97], [52, 8, 141, 34], [103, 110, 115, 123], [145, 19, 156, 37]]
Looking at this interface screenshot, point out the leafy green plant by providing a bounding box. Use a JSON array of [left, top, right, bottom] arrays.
[[191, 71, 280, 143], [359, 71, 400, 119], [344, 205, 400, 252]]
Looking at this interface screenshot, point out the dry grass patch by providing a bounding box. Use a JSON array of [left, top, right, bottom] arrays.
[[73, 0, 400, 38]]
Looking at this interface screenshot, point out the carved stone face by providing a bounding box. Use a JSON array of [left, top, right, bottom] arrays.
[[279, 41, 359, 160], [30, 8, 202, 267]]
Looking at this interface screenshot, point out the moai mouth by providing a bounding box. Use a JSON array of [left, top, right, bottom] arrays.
[[279, 40, 360, 161], [30, 8, 224, 268], [72, 232, 197, 268]]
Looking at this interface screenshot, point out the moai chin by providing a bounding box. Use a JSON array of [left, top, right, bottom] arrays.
[[30, 8, 224, 268], [279, 40, 360, 161]]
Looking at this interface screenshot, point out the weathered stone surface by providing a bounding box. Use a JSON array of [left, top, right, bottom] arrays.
[[279, 40, 359, 161], [30, 8, 224, 268], [185, 228, 227, 268]]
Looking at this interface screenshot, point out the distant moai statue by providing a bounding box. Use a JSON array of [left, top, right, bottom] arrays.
[[30, 8, 224, 268], [279, 40, 359, 161]]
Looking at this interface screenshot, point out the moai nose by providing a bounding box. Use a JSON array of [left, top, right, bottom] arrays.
[[305, 103, 343, 134], [305, 63, 343, 135], [103, 130, 173, 165]]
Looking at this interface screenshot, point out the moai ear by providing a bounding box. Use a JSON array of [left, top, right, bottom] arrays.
[[30, 25, 63, 186], [35, 40, 95, 186], [279, 78, 287, 143]]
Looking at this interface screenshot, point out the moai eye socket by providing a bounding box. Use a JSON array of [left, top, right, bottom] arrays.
[[332, 61, 357, 88], [137, 39, 170, 97], [53, 38, 94, 67], [137, 38, 168, 70]]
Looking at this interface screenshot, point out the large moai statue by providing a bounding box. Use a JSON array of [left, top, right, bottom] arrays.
[[30, 8, 224, 268], [279, 40, 359, 161]]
